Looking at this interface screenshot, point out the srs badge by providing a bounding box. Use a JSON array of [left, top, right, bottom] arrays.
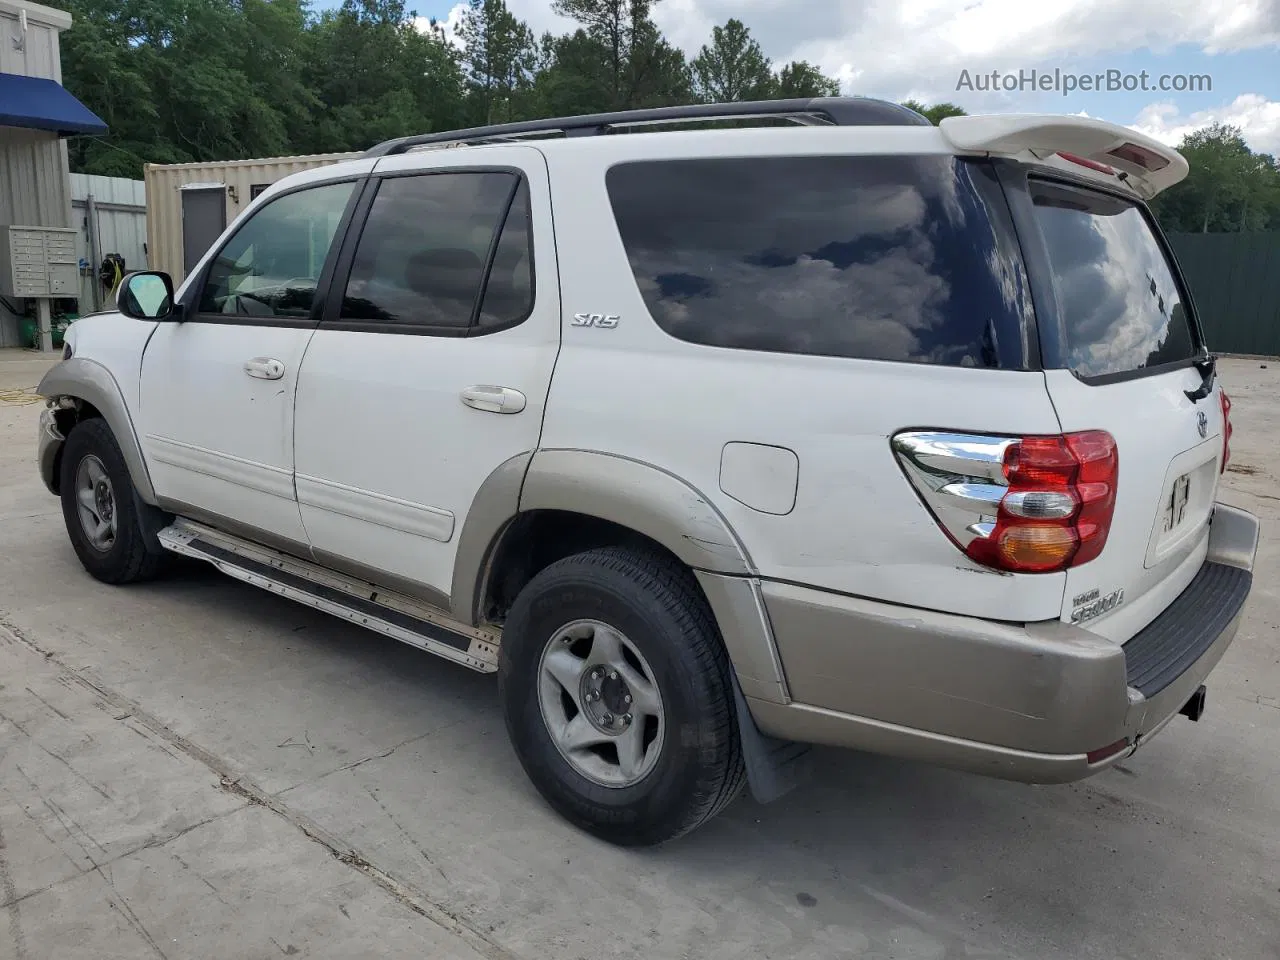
[[1071, 587, 1125, 624]]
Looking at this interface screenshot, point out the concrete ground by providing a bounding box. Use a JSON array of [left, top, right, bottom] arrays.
[[0, 346, 1277, 960]]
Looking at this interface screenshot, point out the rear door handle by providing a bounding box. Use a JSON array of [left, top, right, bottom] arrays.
[[244, 357, 285, 380], [460, 385, 526, 414]]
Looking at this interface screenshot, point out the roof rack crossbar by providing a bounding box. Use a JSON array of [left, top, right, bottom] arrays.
[[363, 96, 930, 158]]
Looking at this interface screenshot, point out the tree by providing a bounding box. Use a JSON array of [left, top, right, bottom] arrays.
[[457, 0, 537, 124], [774, 61, 840, 98], [1152, 124, 1280, 233], [691, 19, 772, 102], [900, 99, 968, 124], [547, 0, 690, 112]]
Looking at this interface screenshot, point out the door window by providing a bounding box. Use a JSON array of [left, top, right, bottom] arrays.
[[338, 172, 533, 332], [198, 181, 355, 319]]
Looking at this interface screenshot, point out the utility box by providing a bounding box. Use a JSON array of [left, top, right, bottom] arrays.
[[0, 225, 79, 298]]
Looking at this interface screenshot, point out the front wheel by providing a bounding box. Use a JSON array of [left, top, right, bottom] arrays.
[[59, 418, 168, 584], [498, 546, 746, 846]]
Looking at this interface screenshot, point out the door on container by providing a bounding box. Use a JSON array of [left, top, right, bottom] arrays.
[[181, 186, 227, 277], [293, 148, 559, 605], [139, 178, 361, 548]]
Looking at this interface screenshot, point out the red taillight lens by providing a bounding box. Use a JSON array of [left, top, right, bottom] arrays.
[[965, 430, 1118, 573], [1106, 142, 1171, 172], [1220, 389, 1232, 473], [1056, 151, 1115, 175]]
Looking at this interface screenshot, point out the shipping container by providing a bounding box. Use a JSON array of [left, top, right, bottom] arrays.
[[145, 152, 359, 284]]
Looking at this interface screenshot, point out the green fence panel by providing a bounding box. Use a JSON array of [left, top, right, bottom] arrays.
[[1167, 232, 1280, 356]]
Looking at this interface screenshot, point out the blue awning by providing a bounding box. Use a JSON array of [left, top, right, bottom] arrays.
[[0, 72, 107, 136]]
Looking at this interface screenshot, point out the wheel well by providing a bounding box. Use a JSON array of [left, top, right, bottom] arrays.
[[481, 509, 693, 625], [48, 398, 103, 494]]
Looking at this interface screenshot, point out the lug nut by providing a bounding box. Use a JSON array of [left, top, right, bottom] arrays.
[[623, 694, 632, 704], [622, 714, 632, 725], [609, 671, 618, 681], [602, 713, 614, 724], [591, 669, 602, 680]]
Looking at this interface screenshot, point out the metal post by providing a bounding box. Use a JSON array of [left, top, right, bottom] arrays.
[[85, 193, 103, 312], [36, 298, 53, 352]]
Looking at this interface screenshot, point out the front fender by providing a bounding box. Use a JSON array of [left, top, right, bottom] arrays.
[[37, 357, 158, 504]]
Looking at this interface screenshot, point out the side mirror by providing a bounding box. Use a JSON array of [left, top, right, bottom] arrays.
[[116, 271, 177, 321]]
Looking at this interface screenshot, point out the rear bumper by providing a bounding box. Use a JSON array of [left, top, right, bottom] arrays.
[[37, 405, 64, 496], [749, 503, 1258, 783]]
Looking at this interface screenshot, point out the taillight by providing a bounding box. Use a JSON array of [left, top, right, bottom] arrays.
[[1220, 389, 1232, 473], [1056, 151, 1115, 175], [892, 430, 1119, 574]]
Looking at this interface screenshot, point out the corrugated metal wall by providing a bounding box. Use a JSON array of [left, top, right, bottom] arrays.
[[146, 153, 359, 282], [69, 173, 147, 311], [0, 0, 73, 346], [1169, 232, 1280, 357]]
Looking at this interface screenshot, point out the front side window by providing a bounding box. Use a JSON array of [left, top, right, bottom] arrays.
[[606, 156, 1033, 369], [1030, 181, 1197, 379], [198, 181, 354, 318], [340, 172, 531, 330]]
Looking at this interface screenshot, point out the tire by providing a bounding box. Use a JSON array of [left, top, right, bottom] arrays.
[[59, 418, 168, 584], [498, 545, 746, 846]]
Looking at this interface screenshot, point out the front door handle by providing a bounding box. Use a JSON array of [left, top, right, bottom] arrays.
[[244, 357, 285, 380], [460, 385, 526, 414]]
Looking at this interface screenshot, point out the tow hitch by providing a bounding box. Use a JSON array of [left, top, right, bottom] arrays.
[[1180, 684, 1208, 722]]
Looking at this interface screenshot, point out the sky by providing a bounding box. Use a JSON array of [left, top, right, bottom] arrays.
[[319, 0, 1280, 154]]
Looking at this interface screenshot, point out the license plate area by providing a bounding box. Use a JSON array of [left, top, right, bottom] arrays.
[[1145, 450, 1218, 568], [1162, 474, 1191, 534]]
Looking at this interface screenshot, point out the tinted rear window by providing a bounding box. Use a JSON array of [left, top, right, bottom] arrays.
[[1030, 181, 1197, 379], [605, 156, 1032, 369]]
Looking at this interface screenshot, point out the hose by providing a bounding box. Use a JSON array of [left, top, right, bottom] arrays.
[[0, 387, 43, 406]]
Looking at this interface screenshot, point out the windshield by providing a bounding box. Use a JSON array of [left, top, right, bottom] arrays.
[[1030, 180, 1198, 379]]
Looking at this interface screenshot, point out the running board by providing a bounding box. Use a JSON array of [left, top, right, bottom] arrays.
[[157, 520, 500, 673]]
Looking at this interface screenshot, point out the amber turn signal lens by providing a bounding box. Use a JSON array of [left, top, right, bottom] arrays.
[[997, 525, 1078, 572]]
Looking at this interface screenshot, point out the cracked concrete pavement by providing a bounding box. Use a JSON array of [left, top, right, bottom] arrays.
[[1, 348, 1278, 959]]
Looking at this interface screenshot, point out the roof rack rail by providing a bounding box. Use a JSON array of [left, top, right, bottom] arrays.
[[363, 96, 930, 158]]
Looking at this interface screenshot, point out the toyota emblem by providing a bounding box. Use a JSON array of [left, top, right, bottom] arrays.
[[1197, 410, 1208, 439]]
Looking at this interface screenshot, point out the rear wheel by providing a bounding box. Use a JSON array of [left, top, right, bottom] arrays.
[[498, 546, 745, 846], [59, 418, 168, 584]]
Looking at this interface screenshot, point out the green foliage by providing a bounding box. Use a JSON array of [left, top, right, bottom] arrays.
[[457, 0, 537, 124], [774, 61, 841, 99], [48, 0, 1274, 230], [900, 99, 967, 124], [1152, 124, 1280, 233], [691, 18, 772, 102]]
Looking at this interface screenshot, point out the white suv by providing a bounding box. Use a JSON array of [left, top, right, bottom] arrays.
[[37, 97, 1258, 845]]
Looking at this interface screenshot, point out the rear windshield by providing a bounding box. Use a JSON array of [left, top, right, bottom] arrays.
[[1030, 180, 1197, 379], [606, 156, 1033, 369]]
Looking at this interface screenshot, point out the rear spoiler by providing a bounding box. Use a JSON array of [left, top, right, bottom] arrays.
[[938, 114, 1189, 200]]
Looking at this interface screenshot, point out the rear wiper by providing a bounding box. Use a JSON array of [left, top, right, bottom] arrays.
[[1185, 353, 1217, 402]]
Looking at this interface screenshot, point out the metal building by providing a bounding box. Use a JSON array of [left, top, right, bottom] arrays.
[[145, 152, 358, 284], [70, 173, 147, 312], [0, 0, 107, 349]]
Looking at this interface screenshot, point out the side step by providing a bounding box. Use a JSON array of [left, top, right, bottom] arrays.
[[157, 520, 500, 673]]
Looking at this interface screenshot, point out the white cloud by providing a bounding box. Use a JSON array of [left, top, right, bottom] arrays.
[[1133, 94, 1280, 154]]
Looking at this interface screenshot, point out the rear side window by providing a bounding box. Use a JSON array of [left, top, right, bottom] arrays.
[[605, 156, 1032, 369], [1030, 181, 1197, 379], [340, 172, 531, 331]]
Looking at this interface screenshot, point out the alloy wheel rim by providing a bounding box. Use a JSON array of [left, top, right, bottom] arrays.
[[74, 455, 117, 552], [536, 618, 665, 788]]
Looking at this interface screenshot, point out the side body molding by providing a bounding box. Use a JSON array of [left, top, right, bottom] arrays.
[[38, 358, 158, 505]]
